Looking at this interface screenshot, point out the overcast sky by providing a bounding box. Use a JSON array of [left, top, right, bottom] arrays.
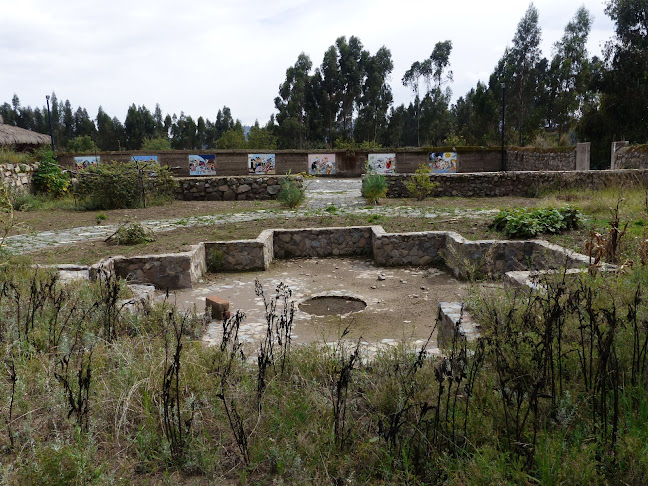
[[1, 0, 615, 127]]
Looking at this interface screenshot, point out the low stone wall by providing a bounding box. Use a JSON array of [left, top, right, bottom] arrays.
[[614, 146, 648, 169], [386, 169, 648, 198], [372, 227, 446, 267], [273, 227, 373, 259], [175, 176, 290, 201], [0, 162, 37, 193], [204, 230, 273, 271], [91, 244, 205, 289], [88, 225, 592, 290]]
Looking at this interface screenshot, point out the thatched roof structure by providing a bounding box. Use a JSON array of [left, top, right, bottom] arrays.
[[0, 123, 51, 147]]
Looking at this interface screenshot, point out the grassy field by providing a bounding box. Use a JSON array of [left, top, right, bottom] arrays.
[[0, 185, 647, 484]]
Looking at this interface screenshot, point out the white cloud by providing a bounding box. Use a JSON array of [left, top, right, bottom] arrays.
[[0, 0, 615, 126]]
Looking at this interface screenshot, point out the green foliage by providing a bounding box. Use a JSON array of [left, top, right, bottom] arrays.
[[491, 206, 581, 238], [214, 128, 247, 149], [277, 173, 305, 208], [206, 248, 224, 272], [405, 164, 439, 200], [361, 165, 387, 204], [73, 161, 176, 210], [141, 136, 172, 150], [32, 148, 69, 196], [108, 222, 156, 245], [0, 148, 31, 165], [66, 135, 96, 153]]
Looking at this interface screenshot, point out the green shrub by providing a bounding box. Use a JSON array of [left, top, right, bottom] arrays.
[[405, 164, 439, 200], [490, 206, 581, 238], [206, 248, 225, 272], [73, 161, 176, 210], [66, 135, 96, 153], [277, 173, 305, 208], [0, 148, 31, 165], [33, 148, 69, 196], [107, 222, 156, 245], [362, 171, 387, 205]]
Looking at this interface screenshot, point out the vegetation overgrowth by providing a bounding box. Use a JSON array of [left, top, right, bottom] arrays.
[[490, 206, 581, 238], [73, 161, 176, 210], [0, 257, 647, 483]]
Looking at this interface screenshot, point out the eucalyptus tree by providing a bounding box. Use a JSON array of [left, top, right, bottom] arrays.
[[546, 6, 593, 137], [274, 52, 313, 148], [495, 3, 544, 145], [402, 61, 424, 145], [602, 0, 648, 142], [355, 46, 394, 143]]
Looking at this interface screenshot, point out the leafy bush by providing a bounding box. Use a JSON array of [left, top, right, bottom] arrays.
[[207, 248, 224, 272], [0, 148, 31, 165], [66, 135, 96, 153], [405, 164, 439, 200], [361, 167, 387, 205], [141, 137, 172, 150], [491, 206, 581, 238], [277, 173, 305, 208], [107, 222, 156, 245], [33, 148, 69, 196], [73, 161, 176, 210]]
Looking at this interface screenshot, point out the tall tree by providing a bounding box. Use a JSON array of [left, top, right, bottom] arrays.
[[495, 3, 544, 145], [335, 36, 368, 138], [355, 46, 394, 143], [274, 52, 313, 148], [602, 0, 648, 142], [546, 7, 593, 136], [402, 61, 424, 145]]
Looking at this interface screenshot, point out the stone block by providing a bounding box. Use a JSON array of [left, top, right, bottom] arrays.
[[206, 296, 230, 320]]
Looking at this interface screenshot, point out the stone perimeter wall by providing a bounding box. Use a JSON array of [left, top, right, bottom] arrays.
[[174, 175, 297, 201], [614, 146, 648, 169], [385, 169, 648, 198], [89, 225, 591, 289], [56, 146, 590, 177], [0, 162, 37, 193]]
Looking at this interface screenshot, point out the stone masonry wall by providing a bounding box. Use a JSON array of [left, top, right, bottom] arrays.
[[505, 149, 575, 171], [174, 175, 295, 201], [372, 227, 446, 267], [0, 162, 37, 193], [614, 147, 648, 169], [386, 169, 648, 198], [273, 227, 373, 259]]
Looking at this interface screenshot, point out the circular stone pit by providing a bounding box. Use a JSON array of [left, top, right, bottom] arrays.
[[299, 294, 367, 316]]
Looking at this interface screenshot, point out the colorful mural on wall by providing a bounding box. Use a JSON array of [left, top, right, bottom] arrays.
[[368, 153, 396, 174], [189, 154, 216, 175], [308, 154, 336, 175], [429, 152, 457, 173], [248, 154, 276, 174], [74, 156, 100, 171], [131, 155, 159, 166]]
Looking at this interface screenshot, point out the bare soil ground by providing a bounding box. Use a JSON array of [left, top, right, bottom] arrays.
[[170, 257, 493, 350]]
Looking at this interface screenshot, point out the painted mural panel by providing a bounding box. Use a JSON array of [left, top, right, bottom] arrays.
[[74, 156, 100, 171], [308, 154, 336, 175], [189, 154, 216, 175], [131, 155, 159, 166], [248, 154, 276, 174], [368, 153, 396, 174], [429, 152, 457, 173]]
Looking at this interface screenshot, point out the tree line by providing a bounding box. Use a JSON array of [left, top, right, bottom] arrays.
[[1, 0, 646, 168]]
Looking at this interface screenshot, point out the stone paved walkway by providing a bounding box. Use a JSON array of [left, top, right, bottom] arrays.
[[2, 178, 498, 255], [303, 177, 364, 209]]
